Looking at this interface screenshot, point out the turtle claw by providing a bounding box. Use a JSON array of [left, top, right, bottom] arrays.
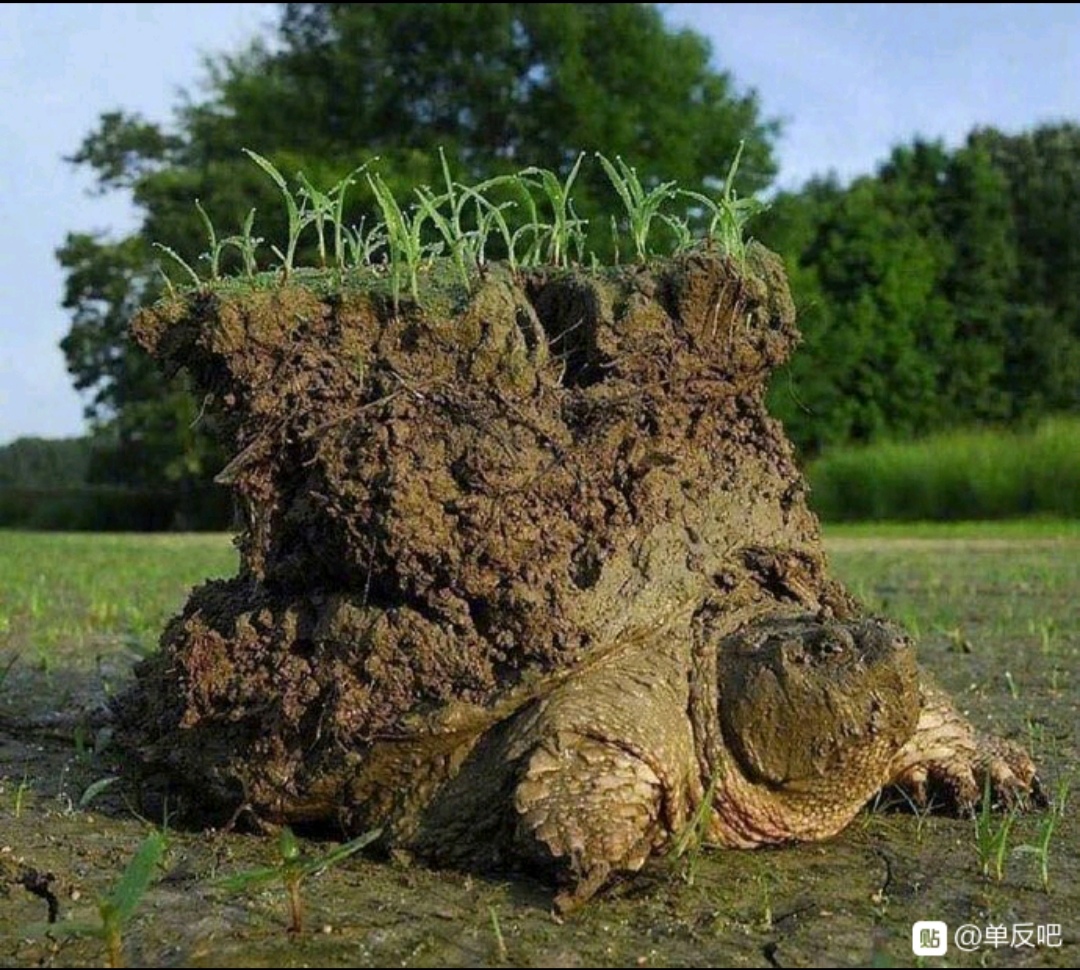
[[887, 683, 1044, 817], [552, 863, 611, 916], [978, 737, 1047, 811], [892, 752, 980, 816], [1029, 775, 1051, 810]]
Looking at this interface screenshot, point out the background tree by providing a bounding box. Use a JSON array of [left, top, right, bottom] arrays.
[[974, 124, 1080, 417], [59, 1, 779, 499], [762, 122, 1080, 455], [933, 137, 1016, 423], [764, 143, 957, 452], [0, 436, 91, 488]]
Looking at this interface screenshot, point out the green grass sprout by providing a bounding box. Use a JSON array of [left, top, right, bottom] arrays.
[[669, 776, 719, 886], [44, 830, 167, 968], [489, 905, 509, 962], [467, 187, 517, 269], [296, 172, 335, 269], [519, 153, 588, 268], [220, 207, 262, 278], [596, 154, 679, 262], [152, 242, 201, 289], [680, 140, 767, 266], [78, 775, 120, 810], [662, 214, 695, 255], [243, 149, 306, 280], [368, 172, 431, 307], [331, 162, 376, 271], [215, 826, 381, 935], [13, 772, 31, 818], [297, 161, 375, 272], [157, 147, 766, 291], [415, 149, 483, 290], [1015, 777, 1070, 891], [342, 215, 387, 270], [973, 774, 1016, 881]]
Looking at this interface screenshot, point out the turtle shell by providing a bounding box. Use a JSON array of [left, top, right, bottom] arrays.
[[116, 248, 851, 828]]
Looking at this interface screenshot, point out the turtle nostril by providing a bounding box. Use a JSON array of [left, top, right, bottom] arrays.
[[823, 625, 856, 657], [818, 637, 843, 656]]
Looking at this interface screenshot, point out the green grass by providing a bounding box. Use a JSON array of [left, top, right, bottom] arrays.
[[808, 416, 1080, 522], [44, 830, 167, 968], [157, 145, 763, 297], [0, 532, 236, 667], [214, 826, 382, 936], [973, 775, 1017, 881], [1015, 778, 1070, 892], [825, 526, 1080, 704], [822, 518, 1080, 541]]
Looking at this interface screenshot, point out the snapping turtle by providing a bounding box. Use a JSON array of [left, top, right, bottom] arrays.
[[119, 247, 1041, 910], [340, 611, 1040, 911]]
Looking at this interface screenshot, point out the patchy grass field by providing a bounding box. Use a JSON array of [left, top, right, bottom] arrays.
[[1, 526, 1077, 967], [0, 532, 237, 659]]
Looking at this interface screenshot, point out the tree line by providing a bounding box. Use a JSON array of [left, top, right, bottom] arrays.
[[763, 126, 1080, 454], [29, 3, 1080, 527]]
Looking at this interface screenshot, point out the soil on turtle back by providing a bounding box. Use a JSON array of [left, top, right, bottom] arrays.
[[117, 246, 852, 824]]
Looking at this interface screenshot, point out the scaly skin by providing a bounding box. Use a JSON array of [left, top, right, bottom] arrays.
[[703, 615, 921, 848], [407, 611, 1044, 911], [887, 681, 1044, 812], [505, 613, 1036, 907], [508, 625, 700, 911]]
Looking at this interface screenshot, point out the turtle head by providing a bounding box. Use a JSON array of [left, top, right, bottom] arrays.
[[707, 615, 920, 845]]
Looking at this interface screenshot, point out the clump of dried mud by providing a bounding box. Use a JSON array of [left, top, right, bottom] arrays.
[[118, 247, 852, 823]]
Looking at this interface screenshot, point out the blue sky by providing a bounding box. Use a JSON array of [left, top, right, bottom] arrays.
[[1, 3, 1077, 445]]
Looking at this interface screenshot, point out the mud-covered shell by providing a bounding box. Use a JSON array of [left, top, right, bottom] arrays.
[[116, 246, 853, 826]]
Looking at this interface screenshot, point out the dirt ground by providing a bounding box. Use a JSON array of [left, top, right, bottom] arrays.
[[1, 532, 1076, 968]]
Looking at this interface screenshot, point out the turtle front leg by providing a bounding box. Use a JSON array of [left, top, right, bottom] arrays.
[[514, 731, 668, 912], [886, 680, 1045, 813], [505, 631, 700, 913]]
